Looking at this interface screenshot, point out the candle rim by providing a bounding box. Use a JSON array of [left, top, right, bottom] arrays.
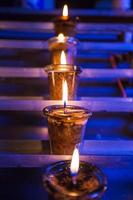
[[48, 35, 78, 45], [45, 64, 82, 74], [43, 105, 91, 119], [53, 15, 78, 23]]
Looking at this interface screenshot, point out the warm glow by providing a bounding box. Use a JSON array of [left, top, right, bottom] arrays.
[[62, 80, 68, 104], [70, 147, 79, 175], [61, 51, 67, 65], [62, 4, 68, 17], [58, 33, 65, 43]]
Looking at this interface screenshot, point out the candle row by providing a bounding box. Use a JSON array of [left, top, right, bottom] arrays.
[[44, 4, 89, 156], [43, 5, 107, 199]]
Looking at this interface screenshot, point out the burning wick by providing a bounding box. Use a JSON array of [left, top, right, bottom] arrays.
[[62, 4, 68, 19], [58, 33, 65, 43], [70, 146, 80, 185], [62, 80, 68, 113]]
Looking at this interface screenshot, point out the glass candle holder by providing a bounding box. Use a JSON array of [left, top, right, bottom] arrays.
[[45, 65, 81, 100], [43, 105, 91, 155], [53, 16, 77, 37], [48, 36, 78, 65], [43, 160, 107, 200]]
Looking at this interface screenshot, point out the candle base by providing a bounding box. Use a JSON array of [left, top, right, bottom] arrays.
[[43, 105, 91, 155], [43, 161, 107, 200], [53, 16, 78, 37]]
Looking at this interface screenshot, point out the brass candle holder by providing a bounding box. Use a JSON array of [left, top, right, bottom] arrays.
[[48, 34, 78, 65], [45, 64, 81, 100], [43, 105, 91, 155]]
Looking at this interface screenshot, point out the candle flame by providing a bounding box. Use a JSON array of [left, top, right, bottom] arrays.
[[61, 51, 67, 65], [62, 80, 68, 105], [70, 147, 79, 175], [62, 4, 68, 17], [58, 33, 65, 43]]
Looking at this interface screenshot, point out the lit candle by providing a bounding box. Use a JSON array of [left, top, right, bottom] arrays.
[[53, 4, 77, 36], [45, 46, 81, 100], [48, 33, 78, 65], [43, 103, 91, 154], [45, 64, 81, 100], [70, 146, 79, 185], [43, 149, 107, 199], [62, 4, 69, 20]]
